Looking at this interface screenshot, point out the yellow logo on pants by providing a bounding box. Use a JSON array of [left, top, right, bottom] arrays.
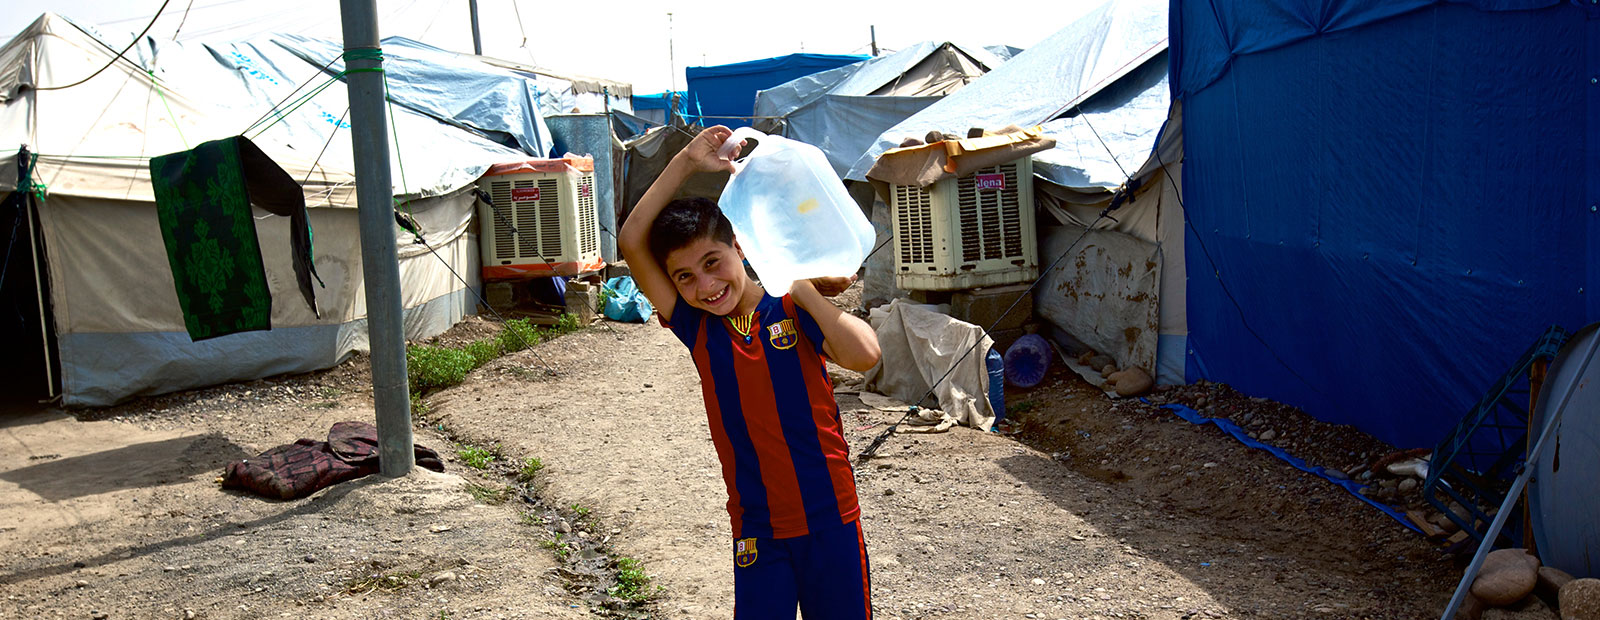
[[734, 538, 758, 568]]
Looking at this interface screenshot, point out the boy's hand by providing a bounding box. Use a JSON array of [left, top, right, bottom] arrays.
[[674, 126, 740, 175], [809, 275, 856, 297]]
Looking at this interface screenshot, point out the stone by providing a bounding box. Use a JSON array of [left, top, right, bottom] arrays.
[[74, 580, 88, 588], [1032, 578, 1046, 586], [1560, 578, 1600, 619], [1470, 548, 1540, 607], [1087, 355, 1113, 371], [1535, 566, 1574, 611], [1399, 479, 1418, 492], [90, 611, 107, 620], [1259, 429, 1278, 442], [1077, 350, 1097, 365], [1455, 593, 1486, 620], [184, 610, 196, 620], [1100, 364, 1118, 377], [1106, 367, 1153, 397], [303, 554, 316, 563], [557, 520, 572, 534], [429, 571, 458, 586], [1432, 512, 1462, 534], [565, 281, 599, 323]]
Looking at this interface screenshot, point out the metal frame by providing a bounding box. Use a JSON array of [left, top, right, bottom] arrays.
[[1423, 325, 1568, 543]]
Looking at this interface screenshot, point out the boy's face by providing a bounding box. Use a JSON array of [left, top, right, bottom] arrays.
[[663, 235, 751, 316]]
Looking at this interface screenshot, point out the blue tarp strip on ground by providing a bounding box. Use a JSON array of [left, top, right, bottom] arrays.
[[1154, 402, 1420, 534]]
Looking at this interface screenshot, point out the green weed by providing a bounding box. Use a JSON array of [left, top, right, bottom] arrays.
[[517, 457, 544, 482], [455, 444, 497, 469], [463, 338, 504, 368], [609, 557, 656, 602], [407, 345, 475, 394], [1009, 400, 1039, 415], [465, 482, 511, 505], [500, 319, 542, 352]]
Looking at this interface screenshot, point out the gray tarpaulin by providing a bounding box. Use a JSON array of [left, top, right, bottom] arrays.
[[864, 300, 996, 431]]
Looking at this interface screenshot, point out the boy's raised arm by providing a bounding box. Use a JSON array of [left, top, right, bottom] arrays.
[[618, 126, 737, 323], [791, 279, 881, 372]]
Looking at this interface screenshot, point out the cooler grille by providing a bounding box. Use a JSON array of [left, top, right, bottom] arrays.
[[956, 163, 1023, 262], [489, 180, 517, 260], [577, 174, 598, 255], [535, 178, 560, 258], [894, 184, 935, 266]]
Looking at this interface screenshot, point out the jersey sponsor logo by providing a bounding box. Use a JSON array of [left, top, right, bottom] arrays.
[[767, 319, 797, 350], [734, 538, 759, 567]]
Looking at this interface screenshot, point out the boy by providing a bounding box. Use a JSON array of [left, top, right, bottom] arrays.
[[618, 125, 881, 619]]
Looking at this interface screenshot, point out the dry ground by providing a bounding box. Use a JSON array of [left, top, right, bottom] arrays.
[[1, 292, 1484, 619]]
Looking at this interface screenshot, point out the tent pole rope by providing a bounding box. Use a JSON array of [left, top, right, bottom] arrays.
[[37, 0, 174, 91], [239, 54, 345, 137]]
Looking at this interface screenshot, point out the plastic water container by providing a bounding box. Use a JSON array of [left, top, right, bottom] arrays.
[[716, 127, 876, 295], [986, 348, 1007, 425]]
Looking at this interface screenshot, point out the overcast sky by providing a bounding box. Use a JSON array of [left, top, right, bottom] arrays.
[[3, 0, 1096, 93]]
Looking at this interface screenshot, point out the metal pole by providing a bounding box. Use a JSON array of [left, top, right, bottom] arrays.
[[19, 147, 54, 398], [870, 26, 878, 56], [339, 0, 414, 477], [667, 12, 675, 93], [1438, 334, 1600, 619], [468, 0, 483, 56]]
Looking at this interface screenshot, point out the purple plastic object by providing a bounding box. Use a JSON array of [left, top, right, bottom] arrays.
[[1004, 334, 1052, 388]]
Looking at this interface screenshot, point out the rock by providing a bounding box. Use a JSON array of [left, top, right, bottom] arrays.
[[557, 520, 572, 534], [163, 565, 176, 572], [303, 554, 316, 563], [1099, 364, 1118, 378], [429, 571, 458, 586], [1399, 479, 1418, 492], [1195, 396, 1209, 408], [1561, 578, 1600, 619], [90, 611, 107, 620], [1202, 462, 1218, 469], [1380, 479, 1399, 489], [1259, 429, 1278, 442], [1087, 355, 1113, 371], [1470, 548, 1540, 606], [183, 610, 196, 620], [1536, 566, 1574, 611], [1031, 578, 1045, 586], [1106, 367, 1153, 397], [1431, 512, 1461, 534], [72, 561, 86, 569], [1326, 469, 1349, 481], [1077, 350, 1097, 365], [74, 580, 88, 588], [1455, 593, 1486, 620], [884, 488, 896, 496]]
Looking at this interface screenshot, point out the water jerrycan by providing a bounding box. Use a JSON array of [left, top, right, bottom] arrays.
[[715, 127, 876, 295]]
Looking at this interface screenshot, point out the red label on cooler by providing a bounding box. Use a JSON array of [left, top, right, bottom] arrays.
[[975, 173, 1005, 191], [511, 187, 541, 202], [579, 184, 593, 198]]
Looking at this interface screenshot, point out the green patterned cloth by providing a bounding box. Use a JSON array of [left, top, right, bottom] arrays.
[[151, 136, 319, 341]]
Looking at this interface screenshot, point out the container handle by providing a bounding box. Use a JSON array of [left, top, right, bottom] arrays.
[[716, 127, 768, 169]]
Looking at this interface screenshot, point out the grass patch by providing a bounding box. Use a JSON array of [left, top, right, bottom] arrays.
[[407, 345, 475, 394], [518, 512, 544, 527], [1009, 400, 1039, 415], [455, 443, 498, 469], [517, 457, 544, 482], [609, 557, 656, 602], [463, 338, 504, 367], [500, 318, 541, 353], [344, 570, 422, 595], [542, 534, 570, 560], [570, 503, 592, 519], [465, 482, 511, 505]]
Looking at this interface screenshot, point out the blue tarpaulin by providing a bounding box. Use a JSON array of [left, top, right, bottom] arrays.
[[1171, 0, 1598, 448], [685, 53, 868, 129]]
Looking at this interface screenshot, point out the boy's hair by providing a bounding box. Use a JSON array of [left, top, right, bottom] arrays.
[[648, 197, 736, 265]]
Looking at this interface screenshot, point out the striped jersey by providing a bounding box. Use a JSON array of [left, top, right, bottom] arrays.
[[664, 292, 860, 539]]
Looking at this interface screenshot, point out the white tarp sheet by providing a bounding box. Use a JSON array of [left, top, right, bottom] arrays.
[[864, 300, 996, 431]]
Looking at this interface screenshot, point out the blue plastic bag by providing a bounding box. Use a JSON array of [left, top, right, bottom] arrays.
[[602, 276, 653, 323]]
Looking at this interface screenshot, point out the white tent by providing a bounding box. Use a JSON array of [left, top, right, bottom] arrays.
[[752, 41, 1002, 178], [1, 14, 538, 406]]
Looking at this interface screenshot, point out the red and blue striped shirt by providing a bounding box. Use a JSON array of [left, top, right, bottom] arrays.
[[664, 293, 860, 539]]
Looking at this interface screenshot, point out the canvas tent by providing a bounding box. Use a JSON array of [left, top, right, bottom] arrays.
[[1171, 0, 1599, 449], [853, 0, 1185, 385], [752, 41, 1003, 178], [0, 14, 554, 406], [685, 53, 868, 130]]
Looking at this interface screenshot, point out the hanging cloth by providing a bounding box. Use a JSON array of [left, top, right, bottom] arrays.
[[149, 136, 320, 341]]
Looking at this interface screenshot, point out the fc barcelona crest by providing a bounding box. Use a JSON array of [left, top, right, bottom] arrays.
[[764, 319, 796, 348], [734, 538, 758, 567], [767, 319, 798, 350]]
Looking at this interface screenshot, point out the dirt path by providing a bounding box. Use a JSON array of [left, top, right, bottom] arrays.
[[3, 303, 1460, 619]]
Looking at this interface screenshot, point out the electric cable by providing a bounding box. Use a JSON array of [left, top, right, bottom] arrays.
[[38, 0, 174, 91]]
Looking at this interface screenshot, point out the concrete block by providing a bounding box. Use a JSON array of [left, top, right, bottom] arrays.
[[485, 282, 514, 309], [951, 283, 1033, 332], [565, 281, 598, 323]]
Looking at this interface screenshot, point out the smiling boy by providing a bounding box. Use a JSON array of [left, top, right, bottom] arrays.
[[618, 125, 880, 619]]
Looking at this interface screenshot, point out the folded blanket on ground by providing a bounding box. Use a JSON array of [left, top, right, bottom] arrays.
[[222, 421, 444, 500]]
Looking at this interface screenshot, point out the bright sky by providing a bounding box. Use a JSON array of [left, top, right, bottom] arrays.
[[2, 0, 1097, 94]]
